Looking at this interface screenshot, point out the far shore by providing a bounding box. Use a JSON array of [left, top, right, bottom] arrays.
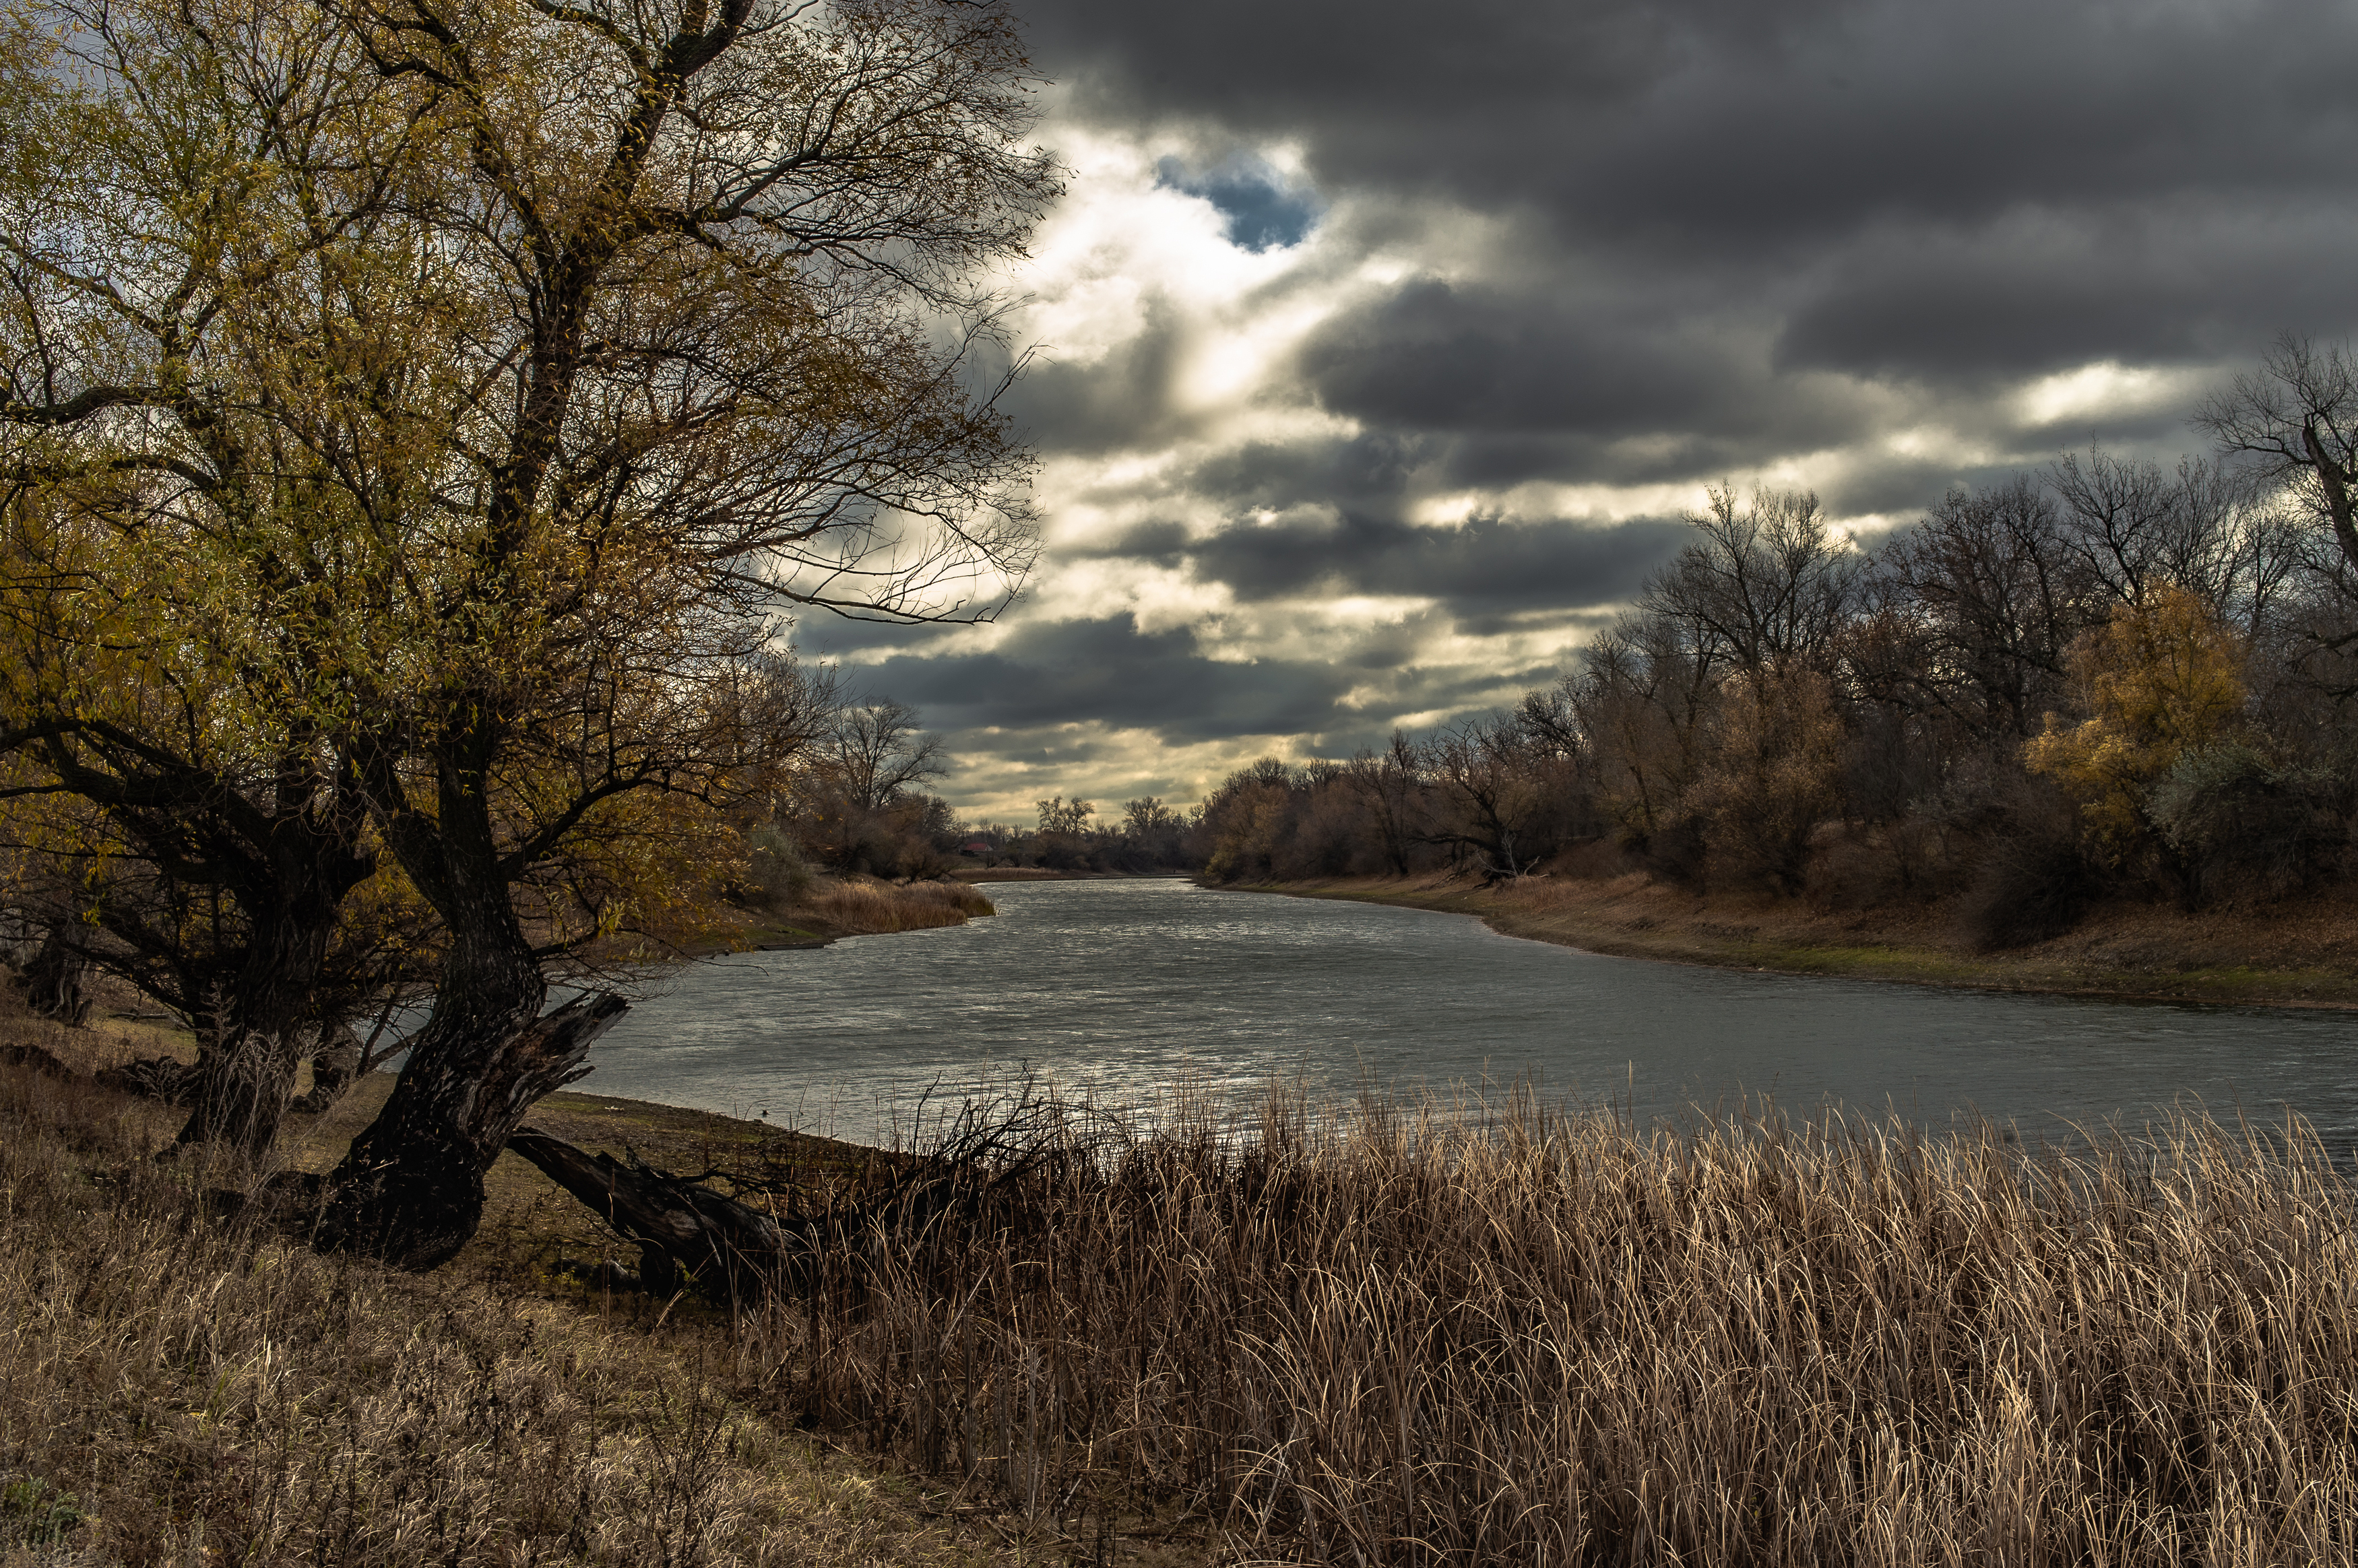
[[949, 865, 1192, 883], [1221, 872, 2358, 1012]]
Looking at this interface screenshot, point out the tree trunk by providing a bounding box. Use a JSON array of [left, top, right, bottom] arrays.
[[506, 1128, 791, 1304], [317, 927, 627, 1269], [174, 893, 340, 1158], [15, 932, 90, 1026]]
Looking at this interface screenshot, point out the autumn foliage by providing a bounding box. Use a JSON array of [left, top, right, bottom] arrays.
[[1195, 457, 2358, 943]]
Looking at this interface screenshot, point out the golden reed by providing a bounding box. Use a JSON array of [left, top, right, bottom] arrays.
[[752, 1082, 2358, 1565]]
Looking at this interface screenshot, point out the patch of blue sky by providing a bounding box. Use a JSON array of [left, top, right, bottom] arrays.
[[1154, 154, 1323, 253]]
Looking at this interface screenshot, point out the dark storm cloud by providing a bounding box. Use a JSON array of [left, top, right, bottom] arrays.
[[1186, 513, 1686, 610], [1012, 0, 2358, 409], [850, 614, 1359, 743], [1186, 431, 1430, 511], [1775, 207, 2358, 380], [1022, 0, 2358, 235], [1292, 280, 1876, 463], [855, 612, 1571, 786], [1298, 281, 1731, 438]]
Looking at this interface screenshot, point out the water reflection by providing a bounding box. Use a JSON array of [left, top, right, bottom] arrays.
[[582, 879, 2358, 1151]]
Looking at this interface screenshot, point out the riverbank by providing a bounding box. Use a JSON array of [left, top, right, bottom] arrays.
[[0, 1002, 1202, 1567], [1226, 872, 2358, 1008], [628, 874, 998, 958], [14, 989, 2358, 1562]]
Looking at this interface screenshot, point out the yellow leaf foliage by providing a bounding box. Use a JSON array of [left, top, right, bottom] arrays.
[[2022, 584, 2245, 861]]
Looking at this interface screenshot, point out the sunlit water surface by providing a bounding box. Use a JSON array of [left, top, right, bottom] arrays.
[[581, 879, 2358, 1149]]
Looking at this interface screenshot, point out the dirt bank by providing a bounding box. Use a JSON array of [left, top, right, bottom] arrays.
[[1227, 873, 2358, 1010]]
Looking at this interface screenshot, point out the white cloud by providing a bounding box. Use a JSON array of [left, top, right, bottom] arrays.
[[2015, 360, 2210, 430]]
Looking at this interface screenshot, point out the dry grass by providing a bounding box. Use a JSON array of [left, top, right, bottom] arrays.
[[15, 971, 2358, 1564], [748, 1084, 2358, 1565], [798, 878, 996, 937], [0, 1057, 1013, 1566]]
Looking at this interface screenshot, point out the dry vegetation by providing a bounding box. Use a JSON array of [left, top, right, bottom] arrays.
[[0, 1010, 1023, 1568], [799, 878, 996, 938], [755, 1083, 2358, 1566], [10, 982, 2358, 1565]]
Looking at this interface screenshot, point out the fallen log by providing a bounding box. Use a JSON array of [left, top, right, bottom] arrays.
[[505, 1127, 797, 1302], [0, 1043, 72, 1076], [505, 1087, 1077, 1308]]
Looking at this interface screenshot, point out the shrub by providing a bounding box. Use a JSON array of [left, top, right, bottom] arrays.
[[2148, 742, 2346, 905], [802, 878, 993, 935], [746, 825, 817, 904], [1955, 777, 2098, 950]]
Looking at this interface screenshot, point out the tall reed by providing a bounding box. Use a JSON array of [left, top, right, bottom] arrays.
[[746, 1085, 2358, 1565], [802, 880, 995, 936]]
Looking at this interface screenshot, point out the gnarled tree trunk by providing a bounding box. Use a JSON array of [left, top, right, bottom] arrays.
[[319, 991, 626, 1270], [15, 931, 90, 1026], [506, 1128, 790, 1303], [317, 863, 628, 1268], [174, 894, 341, 1158]]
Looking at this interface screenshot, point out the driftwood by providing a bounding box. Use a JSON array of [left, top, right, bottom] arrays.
[[505, 1086, 1081, 1308], [1, 1039, 195, 1101], [505, 1128, 798, 1301]]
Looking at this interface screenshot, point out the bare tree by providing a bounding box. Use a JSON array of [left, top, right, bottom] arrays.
[[1422, 716, 1581, 883], [2196, 334, 2358, 587], [1868, 477, 2095, 743], [1639, 485, 1862, 680], [2049, 447, 2303, 635], [1554, 616, 1717, 847], [829, 701, 949, 814], [1342, 730, 1422, 876]]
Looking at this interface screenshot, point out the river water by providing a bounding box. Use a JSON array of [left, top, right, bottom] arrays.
[[581, 878, 2358, 1150]]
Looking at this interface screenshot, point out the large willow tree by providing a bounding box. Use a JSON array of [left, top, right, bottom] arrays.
[[0, 0, 455, 1157], [0, 0, 1052, 1264]]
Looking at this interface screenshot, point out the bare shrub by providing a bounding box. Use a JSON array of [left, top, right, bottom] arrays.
[[1953, 775, 2100, 950]]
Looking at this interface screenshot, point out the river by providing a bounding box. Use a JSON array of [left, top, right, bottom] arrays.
[[581, 878, 2358, 1150]]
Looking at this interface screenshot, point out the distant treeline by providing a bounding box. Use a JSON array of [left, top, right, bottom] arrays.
[[1191, 364, 2358, 948], [748, 705, 1195, 882]]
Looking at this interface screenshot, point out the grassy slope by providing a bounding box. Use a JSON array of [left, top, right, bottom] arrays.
[[1230, 872, 2358, 1008], [0, 998, 1202, 1567]]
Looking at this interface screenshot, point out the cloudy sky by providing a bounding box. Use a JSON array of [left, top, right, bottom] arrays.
[[800, 0, 2358, 823]]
